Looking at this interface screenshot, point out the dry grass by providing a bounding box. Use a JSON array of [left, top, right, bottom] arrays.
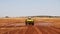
[[34, 17, 60, 28], [0, 18, 26, 23]]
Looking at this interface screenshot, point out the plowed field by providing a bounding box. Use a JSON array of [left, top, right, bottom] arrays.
[[0, 23, 60, 34]]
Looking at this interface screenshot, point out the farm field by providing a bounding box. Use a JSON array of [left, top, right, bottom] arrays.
[[0, 17, 60, 23], [0, 17, 60, 34], [0, 24, 60, 34]]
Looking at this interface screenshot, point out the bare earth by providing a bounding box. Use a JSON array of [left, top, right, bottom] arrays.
[[0, 17, 60, 34], [0, 23, 60, 34]]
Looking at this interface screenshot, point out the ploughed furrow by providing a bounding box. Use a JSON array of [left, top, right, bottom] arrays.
[[5, 30, 18, 34], [34, 26, 42, 34], [8, 29, 25, 34], [0, 26, 27, 34], [6, 28, 27, 34], [0, 25, 60, 34], [37, 26, 52, 34], [0, 28, 10, 34], [37, 26, 59, 34], [25, 26, 39, 34], [17, 28, 27, 34], [47, 26, 60, 34], [42, 26, 59, 34], [25, 26, 35, 34]]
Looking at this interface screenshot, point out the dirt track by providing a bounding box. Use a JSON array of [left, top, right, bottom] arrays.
[[0, 23, 60, 34]]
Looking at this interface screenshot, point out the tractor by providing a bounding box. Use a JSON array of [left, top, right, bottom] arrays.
[[25, 17, 34, 25]]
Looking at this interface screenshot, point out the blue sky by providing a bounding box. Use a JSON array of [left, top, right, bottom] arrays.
[[0, 0, 60, 17]]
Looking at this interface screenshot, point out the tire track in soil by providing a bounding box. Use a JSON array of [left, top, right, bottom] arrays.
[[0, 25, 60, 34], [9, 30, 19, 34], [2, 27, 28, 34], [34, 26, 42, 34], [42, 26, 59, 34], [36, 26, 57, 34], [0, 29, 9, 34], [3, 29, 20, 34], [25, 26, 39, 34], [47, 26, 60, 34], [17, 28, 27, 34]]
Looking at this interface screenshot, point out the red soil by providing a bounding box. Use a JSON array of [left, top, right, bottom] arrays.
[[0, 24, 60, 34], [0, 17, 60, 34]]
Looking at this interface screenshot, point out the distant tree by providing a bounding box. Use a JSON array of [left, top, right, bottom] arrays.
[[5, 16, 9, 18]]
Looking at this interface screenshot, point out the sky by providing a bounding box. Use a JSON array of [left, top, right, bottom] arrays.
[[0, 0, 60, 17]]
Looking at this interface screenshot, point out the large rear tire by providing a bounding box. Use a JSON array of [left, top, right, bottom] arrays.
[[31, 21, 34, 25], [25, 22, 28, 26], [25, 21, 34, 26]]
